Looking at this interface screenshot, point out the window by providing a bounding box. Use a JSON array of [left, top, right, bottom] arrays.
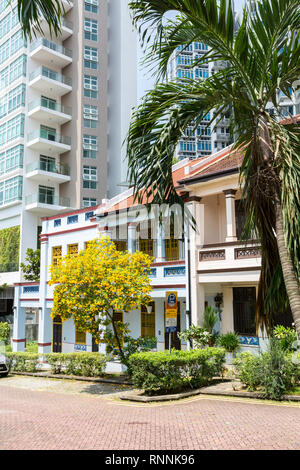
[[85, 0, 98, 13], [83, 134, 98, 158], [38, 185, 54, 205], [6, 114, 25, 143], [83, 104, 98, 128], [83, 165, 97, 189], [141, 302, 156, 338], [83, 197, 97, 207], [11, 7, 18, 29], [114, 241, 127, 252], [67, 215, 78, 225], [0, 0, 8, 15], [2, 145, 23, 174], [10, 29, 26, 56], [139, 239, 154, 257], [84, 18, 98, 41], [0, 175, 22, 205], [75, 325, 86, 345], [0, 13, 10, 40], [8, 84, 26, 112], [0, 66, 8, 90], [84, 75, 98, 99], [9, 54, 27, 82], [52, 246, 62, 266], [197, 141, 211, 151], [84, 46, 98, 69], [85, 211, 94, 220], [54, 219, 61, 228], [68, 244, 78, 257]]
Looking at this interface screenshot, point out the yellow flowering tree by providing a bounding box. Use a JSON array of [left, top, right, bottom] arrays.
[[49, 237, 153, 364]]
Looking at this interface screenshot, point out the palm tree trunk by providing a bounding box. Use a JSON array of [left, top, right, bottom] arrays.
[[275, 202, 300, 338]]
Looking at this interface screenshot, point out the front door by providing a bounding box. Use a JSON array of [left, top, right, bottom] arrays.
[[233, 287, 256, 336], [165, 302, 181, 350], [52, 316, 62, 352]]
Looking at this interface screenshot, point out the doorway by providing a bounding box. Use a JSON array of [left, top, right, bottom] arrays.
[[52, 316, 62, 352]]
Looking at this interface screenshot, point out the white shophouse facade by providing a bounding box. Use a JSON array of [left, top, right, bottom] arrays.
[[12, 148, 293, 359]]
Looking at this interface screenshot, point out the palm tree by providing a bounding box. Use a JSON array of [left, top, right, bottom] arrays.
[[15, 0, 64, 39], [126, 0, 300, 336]]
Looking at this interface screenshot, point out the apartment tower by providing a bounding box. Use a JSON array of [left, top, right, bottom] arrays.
[[0, 0, 137, 321]]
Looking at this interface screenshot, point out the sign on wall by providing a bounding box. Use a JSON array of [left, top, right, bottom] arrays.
[[166, 291, 178, 333]]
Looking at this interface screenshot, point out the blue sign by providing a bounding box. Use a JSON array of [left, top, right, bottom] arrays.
[[75, 344, 87, 352], [166, 326, 177, 334]]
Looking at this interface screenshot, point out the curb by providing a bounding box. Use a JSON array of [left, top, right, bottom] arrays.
[[120, 387, 300, 403], [10, 371, 133, 386]]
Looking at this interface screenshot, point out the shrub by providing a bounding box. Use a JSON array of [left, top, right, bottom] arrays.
[[0, 322, 10, 345], [218, 332, 241, 353], [234, 340, 300, 400], [25, 341, 38, 353], [233, 352, 262, 391], [128, 348, 226, 395], [178, 326, 211, 349], [7, 352, 40, 373], [273, 325, 298, 352], [45, 353, 107, 377]]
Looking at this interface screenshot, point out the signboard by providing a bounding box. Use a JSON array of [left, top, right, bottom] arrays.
[[166, 291, 178, 332], [75, 344, 87, 352]]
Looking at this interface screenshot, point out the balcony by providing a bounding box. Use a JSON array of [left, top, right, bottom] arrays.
[[25, 193, 71, 215], [197, 242, 261, 283], [25, 160, 70, 184], [61, 0, 73, 13], [27, 129, 71, 155], [28, 98, 72, 125], [39, 17, 73, 41], [29, 67, 72, 97], [29, 38, 72, 68]]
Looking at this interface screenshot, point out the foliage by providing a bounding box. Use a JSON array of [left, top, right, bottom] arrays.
[[234, 341, 300, 399], [20, 249, 40, 282], [49, 238, 153, 365], [127, 0, 300, 335], [45, 353, 107, 377], [6, 352, 39, 373], [0, 226, 20, 268], [178, 326, 211, 349], [0, 322, 10, 345], [273, 325, 298, 353], [25, 341, 38, 353], [203, 306, 220, 346], [218, 332, 241, 353], [122, 336, 157, 375], [129, 348, 225, 395]]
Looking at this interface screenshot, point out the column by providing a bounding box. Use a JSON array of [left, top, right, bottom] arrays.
[[127, 223, 136, 254], [156, 224, 165, 263], [221, 287, 234, 334], [12, 286, 26, 352], [223, 190, 237, 242], [38, 229, 52, 355]]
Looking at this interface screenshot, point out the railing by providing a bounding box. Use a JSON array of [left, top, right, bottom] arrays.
[[25, 193, 70, 207], [26, 160, 70, 176], [235, 247, 261, 259], [28, 98, 72, 116], [29, 66, 72, 87], [27, 129, 71, 146], [199, 250, 226, 262], [0, 262, 19, 273], [30, 38, 72, 59]]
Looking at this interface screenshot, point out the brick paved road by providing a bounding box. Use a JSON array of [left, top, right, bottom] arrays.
[[0, 376, 300, 450]]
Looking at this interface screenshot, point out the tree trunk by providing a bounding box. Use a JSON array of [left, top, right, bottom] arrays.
[[111, 315, 127, 365], [275, 202, 300, 338]]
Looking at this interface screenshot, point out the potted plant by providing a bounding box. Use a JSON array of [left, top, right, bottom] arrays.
[[218, 332, 241, 364]]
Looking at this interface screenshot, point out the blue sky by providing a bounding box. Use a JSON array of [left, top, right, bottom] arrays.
[[137, 0, 246, 99]]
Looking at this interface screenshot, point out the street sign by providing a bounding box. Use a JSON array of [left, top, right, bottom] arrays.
[[166, 291, 178, 332]]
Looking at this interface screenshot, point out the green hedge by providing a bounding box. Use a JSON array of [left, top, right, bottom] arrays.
[[45, 353, 107, 377], [7, 352, 40, 372], [128, 348, 226, 395]]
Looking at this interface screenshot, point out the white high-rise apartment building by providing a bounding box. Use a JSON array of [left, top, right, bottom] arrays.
[[168, 43, 232, 161], [0, 0, 137, 321]]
